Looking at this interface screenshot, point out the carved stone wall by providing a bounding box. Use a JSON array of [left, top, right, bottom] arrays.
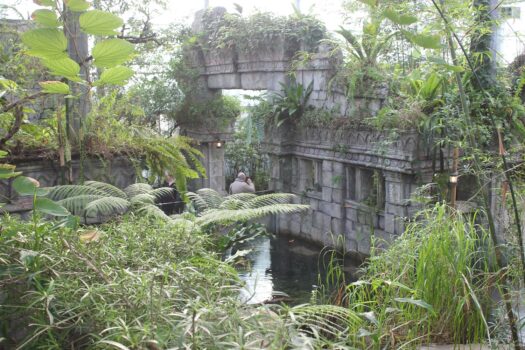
[[262, 125, 435, 256], [186, 8, 440, 254], [0, 157, 137, 215]]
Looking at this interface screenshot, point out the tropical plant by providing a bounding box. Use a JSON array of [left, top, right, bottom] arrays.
[[45, 180, 175, 223], [0, 213, 364, 349], [180, 188, 309, 230], [270, 80, 313, 127], [314, 203, 501, 348]]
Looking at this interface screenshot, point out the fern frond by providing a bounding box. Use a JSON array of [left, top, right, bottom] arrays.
[[195, 204, 309, 227], [47, 185, 106, 201], [227, 193, 257, 202], [218, 198, 244, 210], [83, 197, 130, 218], [130, 193, 155, 206], [124, 183, 153, 198], [57, 195, 106, 216], [84, 181, 127, 199], [149, 187, 176, 202], [186, 192, 209, 212], [196, 188, 224, 208], [135, 203, 171, 221], [242, 193, 297, 209]]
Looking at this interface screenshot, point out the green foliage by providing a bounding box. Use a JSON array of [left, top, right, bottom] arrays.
[[47, 181, 171, 222], [337, 204, 498, 347], [270, 80, 314, 127], [183, 188, 308, 230], [199, 10, 327, 53]]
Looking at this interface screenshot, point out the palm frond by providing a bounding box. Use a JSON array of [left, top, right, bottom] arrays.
[[242, 193, 297, 209], [47, 185, 106, 201], [83, 197, 130, 218], [124, 183, 153, 198], [84, 181, 127, 199], [195, 204, 309, 228], [57, 195, 107, 216]]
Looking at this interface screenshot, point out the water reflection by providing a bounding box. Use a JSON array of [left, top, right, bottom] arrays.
[[235, 235, 360, 304]]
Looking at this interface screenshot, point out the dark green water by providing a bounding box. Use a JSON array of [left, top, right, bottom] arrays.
[[234, 235, 362, 304]]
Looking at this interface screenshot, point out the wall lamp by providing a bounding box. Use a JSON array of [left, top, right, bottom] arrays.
[[215, 140, 222, 148], [449, 173, 458, 184]]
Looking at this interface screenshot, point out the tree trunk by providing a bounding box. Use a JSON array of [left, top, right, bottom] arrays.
[[63, 6, 91, 147]]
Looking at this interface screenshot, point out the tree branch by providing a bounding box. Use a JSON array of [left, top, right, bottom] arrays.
[[1, 92, 43, 114], [0, 105, 24, 149]]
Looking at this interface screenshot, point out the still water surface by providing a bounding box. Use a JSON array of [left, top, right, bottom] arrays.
[[234, 235, 362, 304]]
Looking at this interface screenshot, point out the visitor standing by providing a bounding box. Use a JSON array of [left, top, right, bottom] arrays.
[[229, 172, 256, 194]]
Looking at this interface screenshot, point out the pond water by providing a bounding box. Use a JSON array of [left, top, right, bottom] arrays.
[[233, 234, 363, 305]]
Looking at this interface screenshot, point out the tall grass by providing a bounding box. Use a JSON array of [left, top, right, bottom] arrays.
[[345, 203, 496, 348]]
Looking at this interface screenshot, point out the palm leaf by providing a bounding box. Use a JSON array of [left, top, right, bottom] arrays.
[[83, 197, 130, 218], [84, 181, 127, 199], [47, 185, 106, 201]]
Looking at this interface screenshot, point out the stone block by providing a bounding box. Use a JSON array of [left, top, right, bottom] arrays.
[[322, 160, 333, 172], [318, 212, 329, 231], [384, 213, 396, 234], [357, 209, 373, 226], [290, 219, 301, 234], [278, 217, 290, 233], [332, 188, 343, 203], [331, 218, 343, 234], [346, 207, 357, 222], [385, 203, 407, 217], [300, 212, 313, 233], [312, 211, 324, 229], [394, 216, 406, 235], [344, 238, 358, 253], [386, 181, 405, 204], [322, 187, 333, 202], [309, 198, 319, 211]]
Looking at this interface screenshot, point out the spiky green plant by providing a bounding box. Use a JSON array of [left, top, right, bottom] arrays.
[[46, 181, 174, 222]]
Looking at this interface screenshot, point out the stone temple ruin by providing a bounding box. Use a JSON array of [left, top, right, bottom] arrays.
[[184, 8, 441, 255]]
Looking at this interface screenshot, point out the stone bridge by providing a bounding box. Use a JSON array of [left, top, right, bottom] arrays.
[[184, 8, 456, 255]]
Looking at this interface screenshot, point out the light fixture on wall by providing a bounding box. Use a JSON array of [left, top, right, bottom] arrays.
[[449, 173, 458, 184], [216, 140, 222, 148]]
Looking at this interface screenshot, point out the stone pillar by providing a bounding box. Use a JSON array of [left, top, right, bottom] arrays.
[[383, 171, 411, 236]]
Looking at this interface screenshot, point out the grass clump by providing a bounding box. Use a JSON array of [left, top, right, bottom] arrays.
[[343, 203, 498, 348]]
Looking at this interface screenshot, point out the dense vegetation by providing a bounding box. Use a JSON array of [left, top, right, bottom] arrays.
[[2, 0, 525, 349]]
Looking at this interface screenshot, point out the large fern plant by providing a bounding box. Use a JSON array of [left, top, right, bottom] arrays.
[[178, 188, 309, 229], [47, 181, 174, 223]]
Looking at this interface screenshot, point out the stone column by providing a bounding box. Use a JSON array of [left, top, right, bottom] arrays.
[[383, 171, 411, 236]]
